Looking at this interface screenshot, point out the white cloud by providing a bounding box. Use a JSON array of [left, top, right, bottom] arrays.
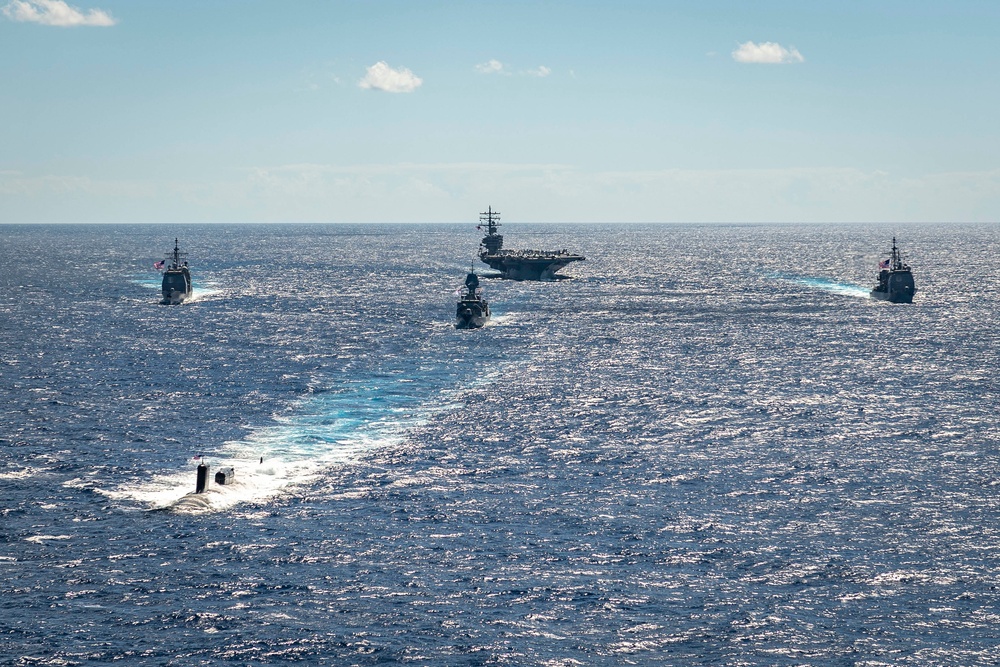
[[1, 0, 116, 26], [475, 59, 505, 74], [476, 60, 552, 78], [358, 61, 423, 93], [732, 41, 803, 64]]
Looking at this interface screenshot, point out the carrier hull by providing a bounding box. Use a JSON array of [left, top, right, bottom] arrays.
[[479, 253, 584, 281]]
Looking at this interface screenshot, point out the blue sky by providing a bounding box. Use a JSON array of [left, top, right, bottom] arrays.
[[2, 0, 999, 223]]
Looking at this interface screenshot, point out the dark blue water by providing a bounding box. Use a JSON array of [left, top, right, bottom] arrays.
[[2, 222, 1000, 665]]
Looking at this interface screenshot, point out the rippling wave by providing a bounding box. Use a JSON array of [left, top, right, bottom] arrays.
[[2, 222, 1000, 665]]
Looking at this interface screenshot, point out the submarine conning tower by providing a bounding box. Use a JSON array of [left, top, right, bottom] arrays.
[[195, 463, 209, 493], [480, 206, 503, 255], [195, 462, 235, 493]]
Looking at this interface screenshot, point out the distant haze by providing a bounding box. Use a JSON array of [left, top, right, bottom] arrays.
[[2, 1, 998, 223]]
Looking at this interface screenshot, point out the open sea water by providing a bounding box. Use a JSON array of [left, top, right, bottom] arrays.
[[2, 222, 1000, 666]]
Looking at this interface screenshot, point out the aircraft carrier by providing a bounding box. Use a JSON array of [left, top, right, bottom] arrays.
[[477, 206, 584, 280]]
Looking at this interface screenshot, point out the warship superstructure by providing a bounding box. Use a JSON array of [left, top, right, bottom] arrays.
[[159, 238, 193, 305], [455, 270, 490, 329], [478, 206, 584, 280], [870, 237, 915, 304]]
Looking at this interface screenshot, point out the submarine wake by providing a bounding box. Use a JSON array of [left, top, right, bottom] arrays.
[[102, 366, 501, 514]]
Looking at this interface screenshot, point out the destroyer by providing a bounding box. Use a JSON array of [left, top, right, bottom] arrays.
[[870, 237, 915, 303], [478, 206, 584, 280], [456, 270, 490, 329], [158, 238, 193, 305]]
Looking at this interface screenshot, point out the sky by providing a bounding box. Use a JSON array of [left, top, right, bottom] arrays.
[[1, 0, 999, 223]]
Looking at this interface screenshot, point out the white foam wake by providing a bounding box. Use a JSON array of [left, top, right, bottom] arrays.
[[131, 276, 224, 302], [780, 275, 870, 299], [97, 371, 494, 514]]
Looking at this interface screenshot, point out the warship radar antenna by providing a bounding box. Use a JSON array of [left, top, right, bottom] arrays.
[[480, 206, 501, 236], [479, 206, 504, 256], [167, 237, 189, 270], [890, 236, 907, 271]]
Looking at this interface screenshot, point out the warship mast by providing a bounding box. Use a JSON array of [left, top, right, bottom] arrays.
[[479, 206, 503, 256]]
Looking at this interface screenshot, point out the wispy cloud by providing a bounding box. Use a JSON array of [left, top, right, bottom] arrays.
[[732, 41, 803, 64], [358, 61, 423, 93], [1, 0, 116, 27], [475, 59, 506, 75], [476, 59, 552, 78]]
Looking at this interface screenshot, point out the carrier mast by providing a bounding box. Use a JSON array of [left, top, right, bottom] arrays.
[[479, 206, 503, 255]]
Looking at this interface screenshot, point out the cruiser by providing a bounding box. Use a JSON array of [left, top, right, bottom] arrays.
[[158, 238, 193, 305], [455, 271, 490, 329], [478, 206, 584, 280], [870, 237, 915, 303]]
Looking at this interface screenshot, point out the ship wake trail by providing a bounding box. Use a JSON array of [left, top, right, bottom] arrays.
[[131, 276, 223, 301], [101, 361, 502, 514], [777, 274, 870, 298]]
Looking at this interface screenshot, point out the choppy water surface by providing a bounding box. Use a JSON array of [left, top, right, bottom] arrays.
[[2, 223, 1000, 665]]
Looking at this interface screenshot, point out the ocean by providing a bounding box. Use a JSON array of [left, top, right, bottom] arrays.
[[2, 222, 1000, 666]]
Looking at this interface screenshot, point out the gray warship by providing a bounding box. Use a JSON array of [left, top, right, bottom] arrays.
[[478, 206, 584, 280], [870, 237, 915, 304], [455, 270, 490, 329], [159, 238, 193, 305]]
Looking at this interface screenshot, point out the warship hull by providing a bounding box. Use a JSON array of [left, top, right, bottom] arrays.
[[870, 270, 915, 304], [160, 269, 192, 305], [455, 301, 489, 329], [160, 290, 190, 305], [869, 286, 915, 304]]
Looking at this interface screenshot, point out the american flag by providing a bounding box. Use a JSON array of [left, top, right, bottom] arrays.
[[154, 260, 165, 270], [879, 259, 890, 269]]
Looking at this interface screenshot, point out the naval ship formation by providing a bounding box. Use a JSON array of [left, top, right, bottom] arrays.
[[161, 222, 926, 491], [477, 206, 584, 281], [870, 237, 916, 304]]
